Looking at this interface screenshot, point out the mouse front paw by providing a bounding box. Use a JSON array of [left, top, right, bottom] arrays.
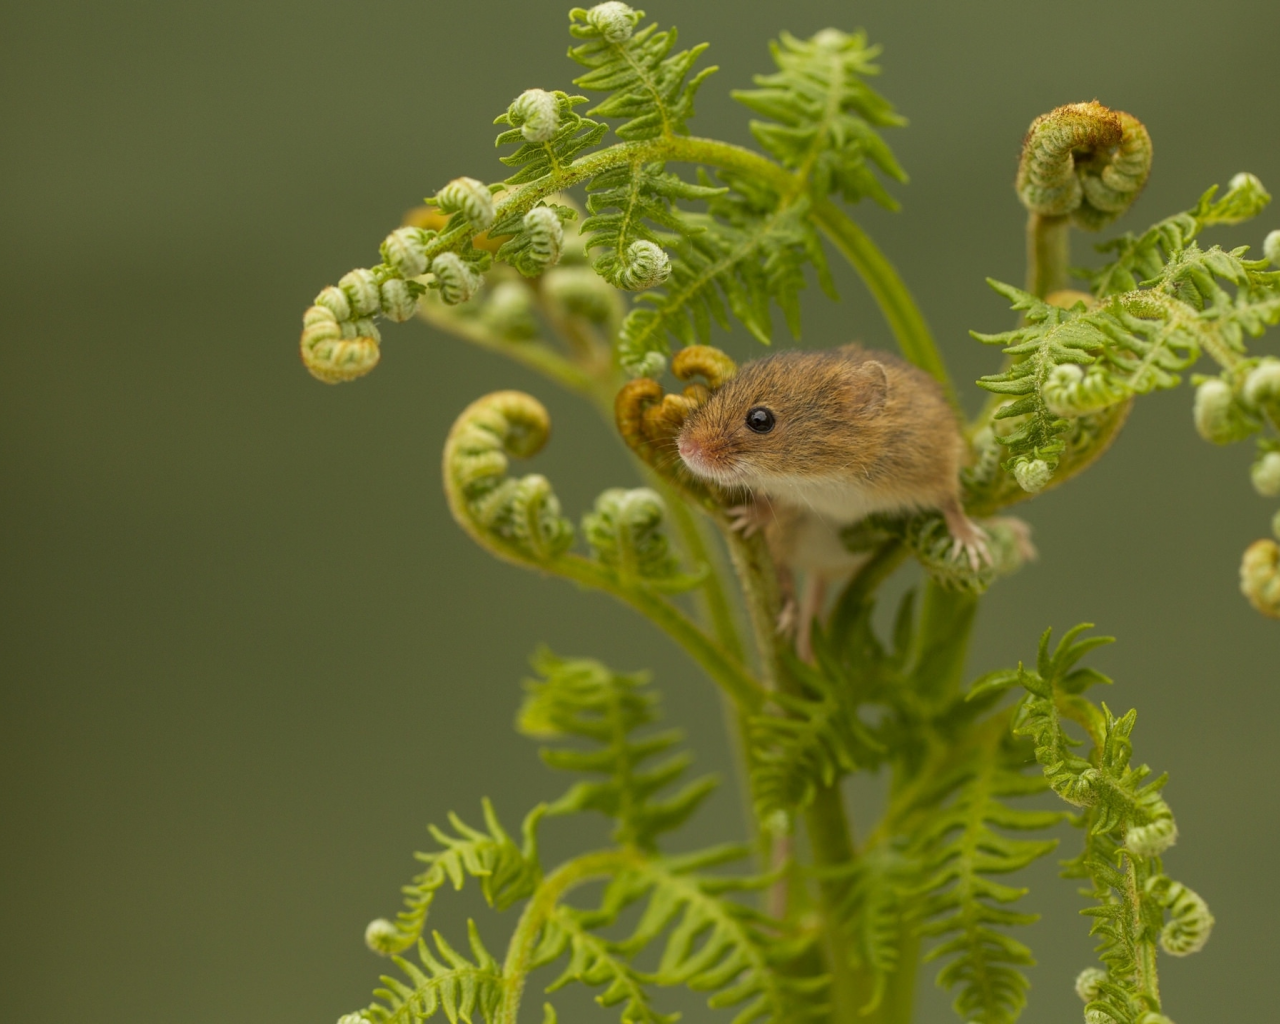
[[727, 501, 769, 538], [775, 598, 797, 637]]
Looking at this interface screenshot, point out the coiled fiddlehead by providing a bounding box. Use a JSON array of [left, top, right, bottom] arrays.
[[582, 488, 706, 592], [1241, 538, 1280, 619], [1017, 102, 1152, 231], [614, 345, 735, 505], [1145, 875, 1214, 957], [444, 391, 575, 566], [443, 390, 763, 710]]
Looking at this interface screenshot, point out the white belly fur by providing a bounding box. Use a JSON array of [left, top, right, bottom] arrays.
[[760, 476, 920, 525]]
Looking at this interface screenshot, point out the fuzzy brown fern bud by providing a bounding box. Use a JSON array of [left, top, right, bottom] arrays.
[[1017, 101, 1152, 230]]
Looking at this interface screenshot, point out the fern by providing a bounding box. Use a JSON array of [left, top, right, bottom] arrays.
[[517, 649, 717, 849], [913, 739, 1062, 1024], [569, 6, 716, 141], [536, 904, 679, 1024], [732, 28, 906, 208], [363, 922, 504, 1024], [364, 799, 545, 956], [1002, 625, 1213, 1024], [616, 845, 826, 1023], [975, 173, 1280, 493], [494, 90, 609, 185], [301, 9, 1241, 1024]]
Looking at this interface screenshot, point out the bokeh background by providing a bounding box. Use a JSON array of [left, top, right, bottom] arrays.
[[4, 1, 1279, 1021]]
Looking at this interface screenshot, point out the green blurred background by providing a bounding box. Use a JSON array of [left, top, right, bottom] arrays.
[[3, 1, 1278, 1021]]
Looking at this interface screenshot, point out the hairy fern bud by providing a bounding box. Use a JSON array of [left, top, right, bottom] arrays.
[[1241, 538, 1280, 619], [444, 392, 575, 565], [436, 176, 496, 232], [509, 88, 560, 143], [1251, 451, 1280, 497], [1243, 358, 1280, 409], [1125, 812, 1178, 857], [381, 226, 430, 278], [314, 284, 352, 322], [363, 917, 403, 955], [1084, 1009, 1119, 1024], [337, 1014, 373, 1024], [1074, 967, 1107, 1002], [523, 207, 564, 269], [542, 265, 620, 323], [1043, 363, 1129, 417], [1013, 458, 1053, 493], [1148, 877, 1214, 956], [378, 278, 418, 322], [338, 268, 381, 318], [1193, 378, 1259, 444], [1264, 229, 1280, 267], [579, 1, 642, 43], [300, 305, 380, 383], [1214, 172, 1271, 224], [582, 488, 684, 583], [431, 252, 482, 305], [1017, 102, 1152, 230], [615, 240, 672, 291], [483, 280, 538, 340]]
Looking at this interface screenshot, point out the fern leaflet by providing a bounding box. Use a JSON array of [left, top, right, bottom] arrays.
[[517, 649, 717, 849]]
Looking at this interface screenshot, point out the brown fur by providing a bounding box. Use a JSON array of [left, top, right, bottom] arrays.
[[677, 345, 965, 517]]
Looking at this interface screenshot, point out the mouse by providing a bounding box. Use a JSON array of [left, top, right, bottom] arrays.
[[675, 345, 991, 642]]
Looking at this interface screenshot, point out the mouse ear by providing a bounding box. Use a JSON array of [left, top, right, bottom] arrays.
[[843, 360, 889, 416]]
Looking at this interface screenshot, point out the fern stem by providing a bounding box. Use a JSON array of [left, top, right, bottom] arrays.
[[1026, 212, 1070, 299], [419, 301, 604, 397], [574, 557, 765, 710], [496, 848, 639, 1024], [1125, 855, 1163, 1013], [807, 784, 864, 1023], [721, 528, 863, 1019]]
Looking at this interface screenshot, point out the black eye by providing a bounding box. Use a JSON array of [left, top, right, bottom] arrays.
[[745, 406, 775, 433]]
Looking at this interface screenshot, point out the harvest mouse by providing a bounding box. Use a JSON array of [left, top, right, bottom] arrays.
[[676, 345, 991, 640]]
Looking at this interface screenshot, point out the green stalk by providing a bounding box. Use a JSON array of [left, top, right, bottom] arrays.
[[418, 300, 603, 398], [1026, 212, 1070, 299], [721, 529, 863, 1020], [496, 848, 639, 1024], [557, 553, 765, 710]]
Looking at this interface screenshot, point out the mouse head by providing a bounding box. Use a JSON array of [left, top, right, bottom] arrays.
[[675, 349, 889, 488]]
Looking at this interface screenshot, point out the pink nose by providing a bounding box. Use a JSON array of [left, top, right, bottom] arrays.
[[677, 436, 699, 460]]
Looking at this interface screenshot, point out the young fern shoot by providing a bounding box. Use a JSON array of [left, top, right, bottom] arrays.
[[294, 6, 1270, 1024]]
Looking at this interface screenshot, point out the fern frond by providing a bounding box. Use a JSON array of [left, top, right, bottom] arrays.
[[1005, 624, 1213, 1023], [569, 6, 717, 141], [362, 921, 505, 1024], [494, 90, 609, 185], [614, 846, 827, 1023], [913, 736, 1063, 1024], [365, 800, 544, 955], [749, 651, 883, 827], [581, 487, 707, 592], [828, 846, 917, 1014], [975, 174, 1280, 494], [537, 904, 680, 1024], [732, 28, 906, 208], [517, 650, 716, 848]]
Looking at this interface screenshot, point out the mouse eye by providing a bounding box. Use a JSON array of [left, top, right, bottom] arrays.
[[745, 406, 775, 434]]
